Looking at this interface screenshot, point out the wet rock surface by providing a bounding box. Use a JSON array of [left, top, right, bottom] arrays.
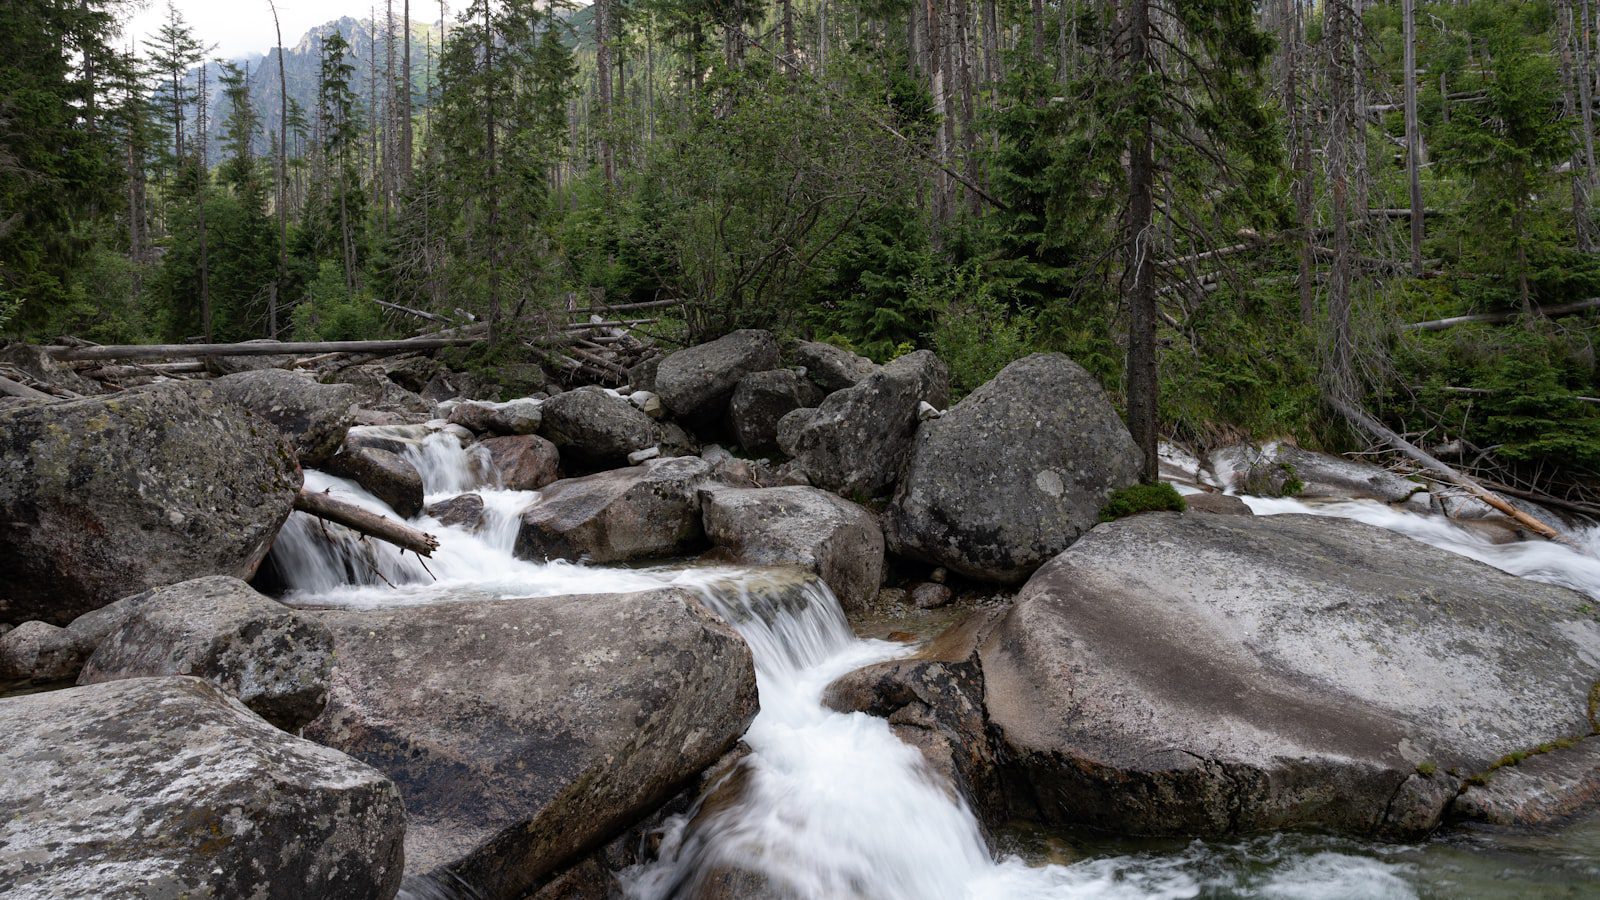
[[887, 353, 1141, 584], [325, 446, 425, 518], [980, 512, 1600, 838], [1452, 737, 1600, 827], [0, 387, 300, 626], [481, 434, 562, 491], [701, 485, 884, 611], [426, 492, 487, 530], [0, 676, 406, 899], [78, 576, 334, 732], [304, 588, 758, 899], [516, 456, 711, 563]]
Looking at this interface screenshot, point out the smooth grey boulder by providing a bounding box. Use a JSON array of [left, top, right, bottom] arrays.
[[788, 350, 949, 498], [326, 446, 425, 518], [481, 434, 562, 491], [1184, 492, 1253, 515], [792, 341, 879, 393], [448, 400, 499, 434], [0, 387, 301, 626], [516, 457, 711, 563], [539, 387, 658, 469], [980, 512, 1600, 838], [0, 677, 406, 899], [701, 486, 884, 611], [0, 620, 88, 682], [184, 369, 358, 466], [654, 329, 782, 423], [729, 369, 824, 452], [1209, 442, 1422, 503], [1452, 737, 1600, 827], [305, 589, 758, 899], [629, 354, 663, 393], [426, 493, 486, 530], [886, 354, 1139, 583], [78, 576, 335, 732]]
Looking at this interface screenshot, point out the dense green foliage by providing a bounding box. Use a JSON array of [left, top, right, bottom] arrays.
[[6, 0, 1600, 493]]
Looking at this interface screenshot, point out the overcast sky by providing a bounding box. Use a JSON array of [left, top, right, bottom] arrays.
[[121, 0, 452, 60]]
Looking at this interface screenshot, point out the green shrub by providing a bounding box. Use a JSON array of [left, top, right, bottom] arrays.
[[1098, 483, 1187, 522]]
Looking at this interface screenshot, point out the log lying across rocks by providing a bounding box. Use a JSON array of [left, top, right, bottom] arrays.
[[41, 336, 480, 362], [293, 489, 440, 557], [1400, 297, 1600, 333]]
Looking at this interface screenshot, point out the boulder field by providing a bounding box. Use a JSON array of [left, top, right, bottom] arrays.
[[5, 328, 1600, 896]]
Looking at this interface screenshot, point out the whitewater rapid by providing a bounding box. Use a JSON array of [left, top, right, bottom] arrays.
[[275, 424, 1600, 899]]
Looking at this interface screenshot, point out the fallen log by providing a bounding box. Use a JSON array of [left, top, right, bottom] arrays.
[[0, 373, 55, 402], [42, 336, 479, 362], [293, 488, 440, 557], [375, 299, 452, 323], [562, 318, 659, 332], [1400, 297, 1600, 333], [1330, 396, 1578, 547], [562, 298, 684, 316]]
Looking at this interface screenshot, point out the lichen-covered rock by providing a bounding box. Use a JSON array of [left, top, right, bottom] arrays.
[[775, 407, 818, 459], [304, 589, 757, 899], [729, 370, 824, 452], [0, 620, 88, 682], [980, 512, 1600, 838], [78, 576, 334, 732], [426, 493, 487, 530], [700, 486, 883, 611], [481, 434, 562, 491], [792, 341, 878, 393], [516, 457, 711, 564], [0, 387, 301, 626], [788, 351, 948, 498], [490, 399, 543, 435], [539, 387, 658, 470], [325, 447, 424, 518], [0, 677, 406, 899], [655, 329, 782, 424], [184, 368, 358, 465], [886, 354, 1140, 584]]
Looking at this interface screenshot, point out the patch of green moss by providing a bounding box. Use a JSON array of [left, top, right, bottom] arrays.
[[1415, 761, 1437, 777], [1099, 483, 1186, 523]]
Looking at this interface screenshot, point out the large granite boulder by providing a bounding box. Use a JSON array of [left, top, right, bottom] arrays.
[[481, 434, 562, 491], [701, 486, 883, 611], [304, 589, 758, 899], [886, 353, 1142, 583], [539, 387, 658, 470], [77, 577, 334, 732], [791, 341, 878, 393], [516, 457, 712, 564], [0, 677, 406, 898], [979, 512, 1600, 838], [1452, 737, 1600, 827], [787, 350, 949, 498], [185, 369, 358, 465], [654, 330, 782, 424], [0, 387, 301, 626], [325, 446, 424, 518], [729, 370, 824, 453]]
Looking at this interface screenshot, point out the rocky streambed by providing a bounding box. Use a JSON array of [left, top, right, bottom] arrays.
[[2, 333, 1599, 899]]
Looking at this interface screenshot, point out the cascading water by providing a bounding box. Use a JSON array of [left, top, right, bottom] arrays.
[[272, 425, 1600, 898]]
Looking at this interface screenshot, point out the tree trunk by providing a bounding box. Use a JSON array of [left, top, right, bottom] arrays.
[[1325, 0, 1356, 401], [294, 489, 441, 556], [596, 0, 615, 186], [197, 63, 212, 343], [981, 0, 1000, 84], [402, 0, 412, 183], [1126, 0, 1159, 483], [1030, 0, 1045, 61], [1402, 0, 1424, 274], [484, 0, 502, 342], [270, 0, 289, 338]]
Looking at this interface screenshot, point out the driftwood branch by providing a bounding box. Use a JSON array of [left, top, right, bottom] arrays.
[[293, 489, 439, 556], [43, 337, 479, 362], [0, 373, 55, 402], [1330, 396, 1577, 546], [1400, 297, 1600, 332]]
